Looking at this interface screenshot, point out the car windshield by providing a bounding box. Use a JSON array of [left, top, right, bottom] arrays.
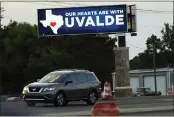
[[38, 73, 64, 83], [145, 88, 151, 92], [136, 88, 144, 92]]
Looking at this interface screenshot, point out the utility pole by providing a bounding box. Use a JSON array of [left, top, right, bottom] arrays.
[[173, 1, 174, 34], [0, 1, 1, 28], [0, 1, 1, 96], [172, 0, 174, 90], [152, 36, 157, 95]]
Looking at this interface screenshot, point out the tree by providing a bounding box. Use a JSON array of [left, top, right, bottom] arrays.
[[161, 23, 174, 51], [146, 34, 164, 54], [130, 23, 174, 69], [0, 6, 5, 28], [1, 20, 115, 94], [0, 6, 5, 95]]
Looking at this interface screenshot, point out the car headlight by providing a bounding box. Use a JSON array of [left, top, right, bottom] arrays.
[[23, 86, 29, 91], [43, 87, 55, 91], [22, 86, 29, 94]]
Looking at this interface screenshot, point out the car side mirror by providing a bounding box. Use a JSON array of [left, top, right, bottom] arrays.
[[65, 81, 73, 85], [37, 79, 40, 82]]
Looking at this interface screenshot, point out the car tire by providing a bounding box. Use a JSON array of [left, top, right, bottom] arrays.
[[25, 101, 36, 107], [86, 91, 98, 105], [54, 93, 68, 107]]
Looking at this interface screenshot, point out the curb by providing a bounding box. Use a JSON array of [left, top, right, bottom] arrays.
[[6, 97, 23, 102], [43, 106, 173, 116], [120, 106, 173, 114], [120, 109, 173, 115]]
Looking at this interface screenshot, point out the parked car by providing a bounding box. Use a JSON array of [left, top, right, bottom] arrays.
[[133, 87, 161, 96], [22, 69, 102, 107]]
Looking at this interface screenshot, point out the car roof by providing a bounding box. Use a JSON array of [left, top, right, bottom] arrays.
[[50, 69, 92, 74], [50, 71, 73, 74], [137, 87, 150, 89]]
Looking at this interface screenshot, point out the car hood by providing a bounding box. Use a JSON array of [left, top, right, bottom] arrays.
[[27, 82, 60, 87]]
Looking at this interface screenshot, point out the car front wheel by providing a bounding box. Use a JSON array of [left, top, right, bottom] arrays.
[[54, 93, 68, 107], [86, 91, 98, 105]]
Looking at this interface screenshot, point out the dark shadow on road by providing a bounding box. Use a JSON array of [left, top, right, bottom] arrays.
[[36, 103, 92, 108]]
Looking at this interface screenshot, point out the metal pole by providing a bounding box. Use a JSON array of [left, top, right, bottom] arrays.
[[0, 1, 1, 28], [153, 38, 157, 95], [0, 0, 1, 96], [173, 1, 174, 86], [173, 1, 174, 34], [172, 1, 174, 115]]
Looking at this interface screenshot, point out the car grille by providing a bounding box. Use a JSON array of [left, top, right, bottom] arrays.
[[29, 87, 42, 92], [25, 95, 44, 99]]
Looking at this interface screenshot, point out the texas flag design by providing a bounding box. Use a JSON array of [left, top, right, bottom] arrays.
[[40, 10, 64, 34]]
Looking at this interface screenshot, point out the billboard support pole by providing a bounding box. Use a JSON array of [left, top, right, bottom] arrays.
[[112, 5, 138, 97], [113, 35, 132, 97]]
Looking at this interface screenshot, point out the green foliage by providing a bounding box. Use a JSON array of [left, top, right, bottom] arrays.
[[130, 23, 174, 70], [0, 7, 5, 28], [161, 23, 174, 51], [1, 21, 115, 94], [2, 19, 173, 95]]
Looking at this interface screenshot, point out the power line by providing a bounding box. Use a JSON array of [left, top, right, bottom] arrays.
[[1, 1, 173, 30], [126, 41, 145, 50], [0, 0, 173, 2], [136, 9, 173, 13], [26, 2, 174, 14], [1, 1, 174, 14], [2, 2, 173, 21], [2, 2, 172, 31], [29, 2, 87, 7]]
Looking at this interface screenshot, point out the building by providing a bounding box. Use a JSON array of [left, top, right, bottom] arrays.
[[112, 68, 174, 95]]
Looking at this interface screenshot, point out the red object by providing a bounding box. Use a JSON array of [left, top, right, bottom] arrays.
[[103, 82, 113, 99], [50, 22, 56, 27], [91, 102, 120, 116]]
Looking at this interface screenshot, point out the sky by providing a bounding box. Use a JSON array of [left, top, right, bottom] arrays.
[[1, 1, 173, 60]]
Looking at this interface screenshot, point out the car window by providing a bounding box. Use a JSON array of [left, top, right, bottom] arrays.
[[67, 74, 76, 83], [38, 73, 64, 83], [136, 88, 141, 92], [137, 88, 144, 92], [146, 88, 151, 92], [76, 73, 87, 83], [145, 88, 149, 92], [86, 73, 96, 81], [56, 74, 67, 83], [136, 88, 140, 92]]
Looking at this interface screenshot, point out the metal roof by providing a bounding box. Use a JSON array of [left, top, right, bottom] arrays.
[[112, 68, 174, 74]]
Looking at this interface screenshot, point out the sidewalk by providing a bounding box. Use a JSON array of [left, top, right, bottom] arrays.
[[43, 106, 173, 116]]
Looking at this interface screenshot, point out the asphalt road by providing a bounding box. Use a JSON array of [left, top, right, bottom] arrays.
[[1, 96, 173, 116], [121, 110, 173, 116]]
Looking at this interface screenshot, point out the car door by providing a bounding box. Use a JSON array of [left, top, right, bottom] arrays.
[[64, 74, 78, 99], [75, 73, 88, 98], [85, 73, 97, 97]]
